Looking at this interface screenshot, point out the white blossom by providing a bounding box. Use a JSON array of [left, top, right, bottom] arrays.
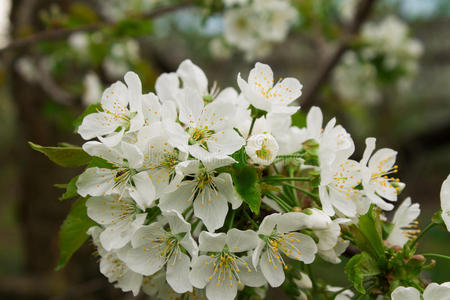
[[189, 230, 265, 300], [246, 133, 279, 166], [238, 62, 302, 114], [441, 174, 450, 232], [386, 197, 420, 246], [391, 282, 450, 300], [159, 157, 241, 232]]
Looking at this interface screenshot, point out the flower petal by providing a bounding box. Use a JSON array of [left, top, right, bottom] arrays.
[[166, 252, 193, 293]]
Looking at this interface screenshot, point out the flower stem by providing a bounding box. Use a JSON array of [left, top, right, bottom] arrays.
[[282, 183, 319, 200], [248, 117, 257, 137], [422, 253, 450, 262], [288, 168, 300, 206], [243, 209, 259, 228], [265, 191, 292, 212], [262, 176, 311, 182], [227, 210, 236, 230]]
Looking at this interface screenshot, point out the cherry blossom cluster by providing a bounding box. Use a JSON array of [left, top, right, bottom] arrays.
[[212, 0, 298, 60], [73, 60, 449, 299], [333, 15, 423, 104]]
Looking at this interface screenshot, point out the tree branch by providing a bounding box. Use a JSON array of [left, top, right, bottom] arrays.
[[0, 0, 193, 55], [301, 0, 377, 109]]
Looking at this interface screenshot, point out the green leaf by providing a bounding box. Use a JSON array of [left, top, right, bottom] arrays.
[[231, 146, 248, 167], [232, 166, 262, 214], [345, 251, 381, 294], [357, 206, 386, 262], [56, 197, 95, 270], [73, 103, 102, 132], [29, 142, 92, 168], [55, 176, 79, 201], [87, 156, 115, 169]]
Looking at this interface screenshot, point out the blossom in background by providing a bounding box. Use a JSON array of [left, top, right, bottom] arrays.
[[189, 230, 265, 300], [82, 72, 102, 107], [238, 62, 302, 114], [441, 174, 450, 231], [124, 210, 198, 293], [222, 0, 298, 60], [391, 283, 450, 300], [386, 197, 420, 246]]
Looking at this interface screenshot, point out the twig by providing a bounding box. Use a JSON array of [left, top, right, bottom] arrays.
[[301, 0, 377, 109], [0, 0, 193, 55]]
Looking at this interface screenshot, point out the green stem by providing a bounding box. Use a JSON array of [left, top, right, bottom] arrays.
[[262, 176, 311, 182], [307, 264, 316, 290], [266, 191, 292, 212], [243, 209, 259, 228], [288, 168, 300, 206], [248, 117, 257, 137], [410, 222, 437, 249], [228, 210, 236, 230], [191, 219, 201, 233], [282, 183, 319, 200], [422, 253, 450, 262]]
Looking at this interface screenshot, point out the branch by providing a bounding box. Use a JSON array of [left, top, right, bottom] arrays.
[[0, 0, 193, 55], [301, 0, 377, 109]]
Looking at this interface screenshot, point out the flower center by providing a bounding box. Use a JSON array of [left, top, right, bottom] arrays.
[[207, 251, 252, 288], [189, 127, 215, 149], [256, 144, 273, 161], [263, 231, 303, 270]]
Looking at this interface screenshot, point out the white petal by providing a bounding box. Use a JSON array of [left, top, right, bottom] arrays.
[[193, 188, 229, 232], [199, 231, 226, 252], [207, 129, 245, 156], [270, 77, 303, 106], [329, 187, 357, 217], [202, 156, 236, 172], [159, 181, 196, 213], [177, 59, 208, 95], [166, 252, 193, 293], [440, 174, 450, 232], [284, 232, 318, 264], [215, 173, 242, 209], [101, 81, 128, 114], [189, 255, 215, 289], [360, 137, 376, 166], [248, 62, 274, 92], [237, 256, 266, 287], [77, 168, 115, 197], [319, 185, 336, 216], [258, 213, 280, 235], [391, 286, 420, 300], [78, 112, 122, 140], [155, 72, 180, 103], [125, 245, 165, 276], [121, 142, 143, 169], [164, 210, 190, 234], [86, 195, 122, 225], [141, 92, 162, 125], [259, 250, 285, 287], [82, 141, 123, 165], [116, 270, 143, 296], [423, 282, 450, 300], [307, 106, 323, 140], [205, 276, 237, 300], [124, 71, 142, 112], [226, 229, 258, 253], [368, 148, 397, 172], [98, 129, 125, 147], [129, 171, 156, 209]]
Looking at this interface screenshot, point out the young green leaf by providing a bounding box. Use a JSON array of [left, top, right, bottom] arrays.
[[55, 176, 80, 201], [29, 142, 92, 168], [345, 251, 381, 294], [56, 197, 96, 270], [232, 166, 262, 214]]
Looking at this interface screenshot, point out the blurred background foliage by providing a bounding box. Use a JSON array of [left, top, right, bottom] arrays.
[[0, 0, 448, 299]]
